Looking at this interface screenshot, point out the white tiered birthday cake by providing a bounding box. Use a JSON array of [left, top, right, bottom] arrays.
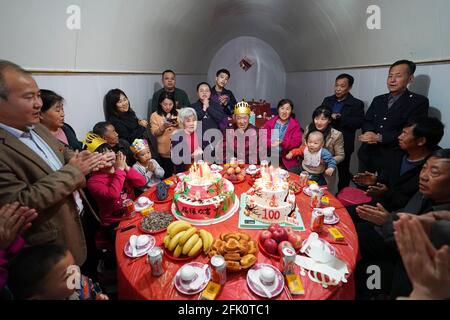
[[172, 162, 238, 225], [244, 167, 297, 224]]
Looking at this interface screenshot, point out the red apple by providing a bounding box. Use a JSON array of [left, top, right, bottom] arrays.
[[287, 232, 302, 250], [263, 238, 278, 254], [285, 227, 295, 235], [259, 230, 273, 244], [278, 240, 294, 256], [272, 228, 288, 243], [268, 223, 282, 233]]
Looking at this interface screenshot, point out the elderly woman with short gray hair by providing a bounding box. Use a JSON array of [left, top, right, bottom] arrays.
[[171, 108, 203, 173]]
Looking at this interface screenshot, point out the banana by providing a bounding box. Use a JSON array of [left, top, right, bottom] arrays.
[[179, 227, 197, 246], [167, 220, 190, 235], [182, 234, 199, 255], [206, 232, 214, 254], [188, 238, 203, 257], [199, 229, 212, 254], [173, 244, 183, 258], [163, 234, 171, 248], [169, 221, 191, 237], [168, 231, 186, 251]]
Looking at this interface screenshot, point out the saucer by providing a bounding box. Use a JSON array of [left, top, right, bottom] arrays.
[[324, 214, 340, 225], [246, 264, 284, 299], [148, 188, 174, 204], [173, 262, 211, 295], [245, 168, 260, 175], [210, 165, 223, 173], [135, 197, 153, 212], [303, 186, 326, 197], [124, 235, 155, 258]]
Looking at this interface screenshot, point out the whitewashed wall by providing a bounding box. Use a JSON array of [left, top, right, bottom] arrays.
[[33, 74, 205, 139], [207, 36, 286, 108], [286, 63, 450, 171]]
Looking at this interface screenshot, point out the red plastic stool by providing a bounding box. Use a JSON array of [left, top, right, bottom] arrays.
[[336, 187, 372, 207]]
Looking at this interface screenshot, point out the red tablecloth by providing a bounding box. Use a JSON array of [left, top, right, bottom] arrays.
[[116, 173, 359, 300]]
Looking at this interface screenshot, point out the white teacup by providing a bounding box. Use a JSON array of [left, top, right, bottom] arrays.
[[136, 235, 150, 250], [259, 267, 276, 286], [180, 265, 196, 283], [137, 197, 149, 207], [323, 207, 335, 220]]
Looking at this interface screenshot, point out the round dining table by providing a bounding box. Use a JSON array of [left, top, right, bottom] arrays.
[[115, 172, 359, 300]]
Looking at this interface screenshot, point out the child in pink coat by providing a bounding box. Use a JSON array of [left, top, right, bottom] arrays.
[[85, 134, 146, 229]]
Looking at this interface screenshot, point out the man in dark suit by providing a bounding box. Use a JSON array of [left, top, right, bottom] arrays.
[[322, 74, 365, 191], [358, 60, 429, 174]]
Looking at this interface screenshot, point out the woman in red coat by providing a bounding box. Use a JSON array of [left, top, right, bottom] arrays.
[[263, 99, 302, 169]]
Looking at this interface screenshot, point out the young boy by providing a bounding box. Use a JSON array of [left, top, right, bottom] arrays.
[[7, 244, 108, 300], [286, 131, 337, 185], [130, 139, 165, 190], [210, 69, 237, 116]]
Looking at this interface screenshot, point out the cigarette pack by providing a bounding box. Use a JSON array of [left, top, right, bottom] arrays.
[[200, 281, 221, 300], [321, 196, 330, 206], [285, 274, 305, 295], [328, 227, 344, 241]]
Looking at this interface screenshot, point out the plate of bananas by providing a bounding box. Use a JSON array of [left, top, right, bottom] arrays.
[[163, 220, 214, 261]]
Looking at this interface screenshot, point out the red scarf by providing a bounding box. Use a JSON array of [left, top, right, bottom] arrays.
[[187, 132, 199, 155]]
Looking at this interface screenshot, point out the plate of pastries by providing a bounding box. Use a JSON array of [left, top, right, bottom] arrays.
[[208, 231, 258, 272]]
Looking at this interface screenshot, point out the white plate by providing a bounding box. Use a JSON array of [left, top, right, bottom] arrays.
[[123, 235, 156, 258], [246, 264, 284, 299], [173, 262, 211, 295]]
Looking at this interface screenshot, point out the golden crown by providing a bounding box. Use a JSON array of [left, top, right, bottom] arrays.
[[130, 139, 149, 155], [234, 101, 251, 115], [83, 132, 107, 153]]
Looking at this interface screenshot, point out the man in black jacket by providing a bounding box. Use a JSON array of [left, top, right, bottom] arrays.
[[322, 74, 365, 190], [350, 117, 444, 215], [355, 149, 450, 299], [358, 60, 429, 174]]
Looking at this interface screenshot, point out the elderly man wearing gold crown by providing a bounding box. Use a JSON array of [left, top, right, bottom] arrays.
[[220, 101, 267, 164]]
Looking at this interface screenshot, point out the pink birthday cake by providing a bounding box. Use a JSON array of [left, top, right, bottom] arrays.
[[245, 167, 296, 224], [173, 162, 237, 223]]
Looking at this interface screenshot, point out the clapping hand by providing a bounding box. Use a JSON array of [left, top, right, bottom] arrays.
[[394, 215, 450, 300], [366, 183, 389, 197], [114, 151, 128, 171], [138, 119, 148, 127], [147, 161, 156, 172], [353, 171, 377, 186], [202, 99, 209, 112], [219, 95, 229, 106], [192, 147, 203, 159], [358, 132, 380, 144], [69, 150, 106, 175], [355, 203, 390, 226], [271, 140, 282, 147], [0, 202, 38, 250]]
